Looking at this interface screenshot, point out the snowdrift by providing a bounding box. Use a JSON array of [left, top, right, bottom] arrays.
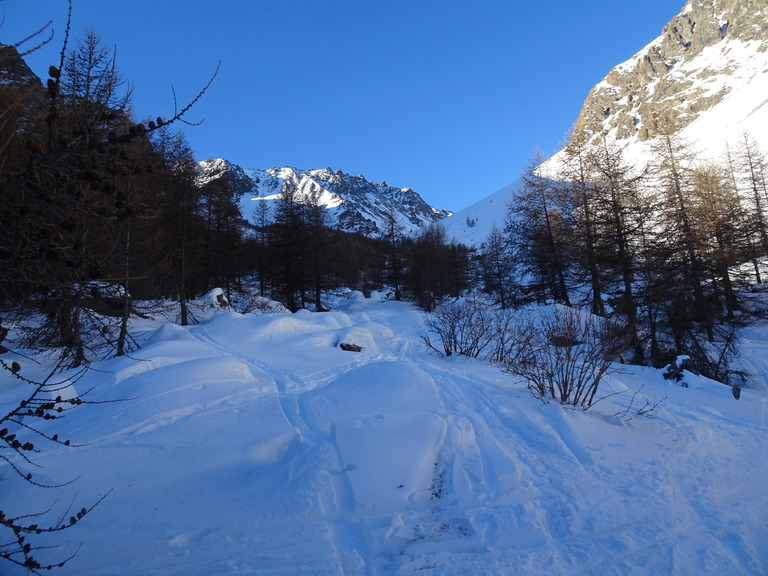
[[2, 293, 767, 575]]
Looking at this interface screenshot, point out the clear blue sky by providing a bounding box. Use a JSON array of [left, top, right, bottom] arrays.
[[2, 0, 683, 211]]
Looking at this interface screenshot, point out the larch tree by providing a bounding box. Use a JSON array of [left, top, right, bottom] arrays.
[[507, 151, 572, 306], [652, 132, 715, 343], [482, 223, 514, 309], [270, 180, 307, 312], [586, 137, 648, 363], [381, 198, 405, 300], [559, 129, 604, 315]]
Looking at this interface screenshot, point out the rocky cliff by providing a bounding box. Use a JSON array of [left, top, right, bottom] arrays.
[[573, 0, 768, 142], [0, 44, 42, 89]]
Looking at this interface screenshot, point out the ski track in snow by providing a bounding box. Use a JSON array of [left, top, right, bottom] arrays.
[[2, 296, 768, 575], [190, 325, 375, 575]]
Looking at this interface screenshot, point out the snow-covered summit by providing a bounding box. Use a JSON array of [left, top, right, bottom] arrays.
[[544, 0, 768, 173], [442, 0, 768, 247], [198, 160, 452, 237]]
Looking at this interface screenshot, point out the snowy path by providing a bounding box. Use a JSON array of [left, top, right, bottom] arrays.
[[190, 323, 375, 575], [2, 294, 768, 575]]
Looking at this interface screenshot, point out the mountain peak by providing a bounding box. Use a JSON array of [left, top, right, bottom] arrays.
[[572, 0, 768, 144], [198, 160, 451, 237], [444, 0, 768, 247]]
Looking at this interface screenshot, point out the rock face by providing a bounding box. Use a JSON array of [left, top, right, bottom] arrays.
[[198, 159, 452, 237], [0, 44, 45, 122], [0, 44, 42, 89], [573, 0, 768, 142]]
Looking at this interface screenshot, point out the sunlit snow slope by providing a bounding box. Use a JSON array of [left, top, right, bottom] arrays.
[[443, 0, 768, 247], [198, 159, 451, 237], [2, 293, 767, 575]]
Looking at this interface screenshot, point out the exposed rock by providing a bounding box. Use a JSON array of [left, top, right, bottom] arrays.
[[0, 44, 42, 88], [198, 161, 452, 237], [572, 0, 768, 143], [340, 342, 363, 352], [0, 44, 45, 122]]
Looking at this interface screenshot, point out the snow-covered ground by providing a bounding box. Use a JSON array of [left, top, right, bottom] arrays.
[[2, 292, 768, 575], [440, 180, 521, 247]]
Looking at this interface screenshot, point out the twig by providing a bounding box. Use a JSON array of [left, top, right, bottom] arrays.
[[13, 21, 54, 56]]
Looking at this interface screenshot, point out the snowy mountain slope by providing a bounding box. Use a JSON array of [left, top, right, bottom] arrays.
[[443, 0, 768, 247], [2, 294, 768, 575], [198, 159, 452, 237], [544, 0, 768, 174], [440, 180, 521, 247], [0, 44, 41, 89], [568, 0, 768, 145]]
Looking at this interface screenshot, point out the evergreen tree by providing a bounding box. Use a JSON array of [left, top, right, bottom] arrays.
[[690, 162, 743, 319], [507, 151, 572, 305], [652, 132, 715, 343], [559, 129, 604, 315], [381, 199, 405, 300], [307, 189, 330, 310], [736, 132, 768, 259], [148, 126, 202, 325], [481, 224, 515, 309], [270, 180, 307, 311], [252, 195, 271, 297], [586, 138, 648, 362], [1, 29, 139, 365]]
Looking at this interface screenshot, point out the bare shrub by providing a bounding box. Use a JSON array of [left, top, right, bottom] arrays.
[[615, 385, 667, 420], [0, 352, 110, 573], [501, 306, 630, 409], [233, 294, 288, 315], [420, 298, 535, 368], [420, 298, 496, 358]]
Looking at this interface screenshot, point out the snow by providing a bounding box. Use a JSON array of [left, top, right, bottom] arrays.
[[2, 294, 768, 575], [228, 165, 444, 237], [597, 36, 768, 171], [440, 180, 522, 247], [444, 34, 768, 249]]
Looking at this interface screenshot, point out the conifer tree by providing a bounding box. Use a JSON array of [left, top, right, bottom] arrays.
[[482, 224, 514, 309], [252, 195, 271, 297], [507, 151, 572, 305], [736, 132, 768, 258], [404, 224, 451, 311], [307, 189, 330, 310], [149, 126, 202, 325], [690, 162, 743, 319], [653, 132, 714, 343], [270, 180, 307, 311], [381, 199, 405, 300], [723, 142, 763, 283], [586, 138, 648, 362], [560, 129, 604, 315]]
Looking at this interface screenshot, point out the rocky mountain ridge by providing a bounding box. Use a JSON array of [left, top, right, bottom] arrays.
[[198, 159, 452, 237], [0, 44, 41, 89], [444, 0, 768, 247], [571, 0, 768, 143]]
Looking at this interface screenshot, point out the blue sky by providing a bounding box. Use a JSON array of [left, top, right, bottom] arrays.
[[2, 1, 683, 211]]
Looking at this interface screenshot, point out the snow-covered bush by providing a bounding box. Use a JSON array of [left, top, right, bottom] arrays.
[[192, 288, 229, 310], [233, 294, 289, 315], [501, 306, 629, 409]]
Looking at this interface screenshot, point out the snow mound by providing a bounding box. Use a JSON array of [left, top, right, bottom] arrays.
[[2, 297, 767, 575]]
